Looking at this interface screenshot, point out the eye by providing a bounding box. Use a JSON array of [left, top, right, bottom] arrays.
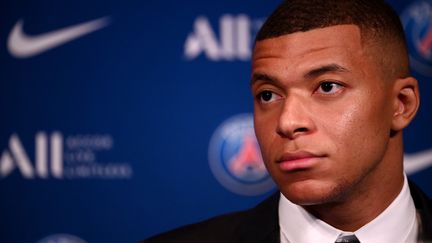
[[257, 91, 281, 103], [316, 82, 344, 95]]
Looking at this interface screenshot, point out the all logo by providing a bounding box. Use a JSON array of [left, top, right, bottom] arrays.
[[401, 0, 432, 76], [0, 132, 62, 178], [184, 15, 264, 61], [0, 131, 133, 179], [208, 114, 275, 196]]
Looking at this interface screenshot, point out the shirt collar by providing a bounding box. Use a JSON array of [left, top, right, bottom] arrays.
[[278, 175, 418, 243]]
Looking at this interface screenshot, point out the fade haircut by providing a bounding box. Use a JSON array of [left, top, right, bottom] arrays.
[[255, 0, 410, 78]]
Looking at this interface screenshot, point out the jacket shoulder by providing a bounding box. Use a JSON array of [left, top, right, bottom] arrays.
[[142, 192, 280, 243], [143, 210, 249, 243]]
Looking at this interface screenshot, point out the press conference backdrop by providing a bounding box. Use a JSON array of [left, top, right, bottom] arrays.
[[0, 0, 431, 242]]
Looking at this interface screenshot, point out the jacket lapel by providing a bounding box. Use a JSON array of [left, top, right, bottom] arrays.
[[409, 181, 432, 241], [236, 192, 281, 243]]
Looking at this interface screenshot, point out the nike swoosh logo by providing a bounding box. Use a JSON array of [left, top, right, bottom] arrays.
[[7, 17, 110, 58], [404, 149, 432, 175]]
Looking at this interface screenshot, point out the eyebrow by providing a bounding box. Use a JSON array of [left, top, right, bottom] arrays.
[[251, 63, 350, 87], [304, 64, 350, 79], [250, 73, 279, 86], [250, 63, 349, 86]]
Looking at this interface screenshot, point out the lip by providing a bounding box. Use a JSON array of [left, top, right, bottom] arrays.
[[276, 151, 325, 172]]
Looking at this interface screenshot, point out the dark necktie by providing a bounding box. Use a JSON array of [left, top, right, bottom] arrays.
[[335, 234, 360, 243]]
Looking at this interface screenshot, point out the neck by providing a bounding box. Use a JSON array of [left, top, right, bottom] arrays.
[[303, 136, 405, 231]]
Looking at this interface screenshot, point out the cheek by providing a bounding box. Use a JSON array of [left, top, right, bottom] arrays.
[[314, 99, 361, 146], [320, 97, 391, 169]]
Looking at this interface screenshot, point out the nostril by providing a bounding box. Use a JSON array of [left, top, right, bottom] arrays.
[[276, 126, 309, 139], [294, 127, 308, 133]]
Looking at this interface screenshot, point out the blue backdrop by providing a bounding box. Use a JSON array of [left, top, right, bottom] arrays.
[[1, 0, 431, 242]]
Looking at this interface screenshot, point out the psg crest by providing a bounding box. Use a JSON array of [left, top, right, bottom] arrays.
[[401, 0, 432, 76], [208, 114, 275, 196]]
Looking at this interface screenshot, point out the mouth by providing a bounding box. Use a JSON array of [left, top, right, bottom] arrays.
[[276, 151, 326, 172]]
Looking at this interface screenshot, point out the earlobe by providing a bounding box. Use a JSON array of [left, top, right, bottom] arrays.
[[391, 77, 420, 131]]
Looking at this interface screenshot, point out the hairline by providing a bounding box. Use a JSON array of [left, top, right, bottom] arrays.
[[254, 23, 409, 81]]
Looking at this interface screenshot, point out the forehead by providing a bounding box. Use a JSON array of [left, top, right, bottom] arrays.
[[252, 25, 370, 77]]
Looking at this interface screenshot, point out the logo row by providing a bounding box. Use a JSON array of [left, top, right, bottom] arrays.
[[2, 112, 432, 195], [5, 1, 432, 76]]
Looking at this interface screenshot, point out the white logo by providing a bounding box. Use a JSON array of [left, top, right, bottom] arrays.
[[0, 132, 133, 179], [8, 17, 110, 58], [184, 15, 264, 61], [404, 149, 432, 175], [0, 132, 63, 178]]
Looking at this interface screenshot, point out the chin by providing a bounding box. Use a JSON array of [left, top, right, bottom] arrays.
[[279, 179, 346, 206]]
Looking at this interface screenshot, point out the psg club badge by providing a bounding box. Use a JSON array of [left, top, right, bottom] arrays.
[[208, 114, 275, 196], [401, 0, 432, 77]]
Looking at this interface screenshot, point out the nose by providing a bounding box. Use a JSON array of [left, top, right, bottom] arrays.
[[276, 95, 315, 139]]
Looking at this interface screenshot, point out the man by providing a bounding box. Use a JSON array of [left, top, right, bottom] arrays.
[[144, 0, 432, 242]]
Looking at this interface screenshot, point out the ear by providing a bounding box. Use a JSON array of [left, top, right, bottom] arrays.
[[391, 77, 420, 131]]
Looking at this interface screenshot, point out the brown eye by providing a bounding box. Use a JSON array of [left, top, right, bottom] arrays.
[[257, 91, 281, 103], [317, 82, 343, 94], [260, 91, 273, 102], [321, 83, 334, 92]]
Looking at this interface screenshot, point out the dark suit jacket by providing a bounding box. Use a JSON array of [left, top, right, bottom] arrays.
[[143, 182, 432, 243]]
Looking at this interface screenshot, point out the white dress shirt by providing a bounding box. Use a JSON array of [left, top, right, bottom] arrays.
[[279, 175, 418, 243]]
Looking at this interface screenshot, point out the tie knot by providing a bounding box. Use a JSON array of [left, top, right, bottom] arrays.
[[335, 234, 360, 243]]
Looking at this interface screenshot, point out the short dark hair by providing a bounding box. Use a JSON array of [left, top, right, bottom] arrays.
[[257, 0, 405, 41], [255, 0, 409, 77]]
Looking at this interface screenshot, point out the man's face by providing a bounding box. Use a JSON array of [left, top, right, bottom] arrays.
[[251, 25, 396, 205]]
